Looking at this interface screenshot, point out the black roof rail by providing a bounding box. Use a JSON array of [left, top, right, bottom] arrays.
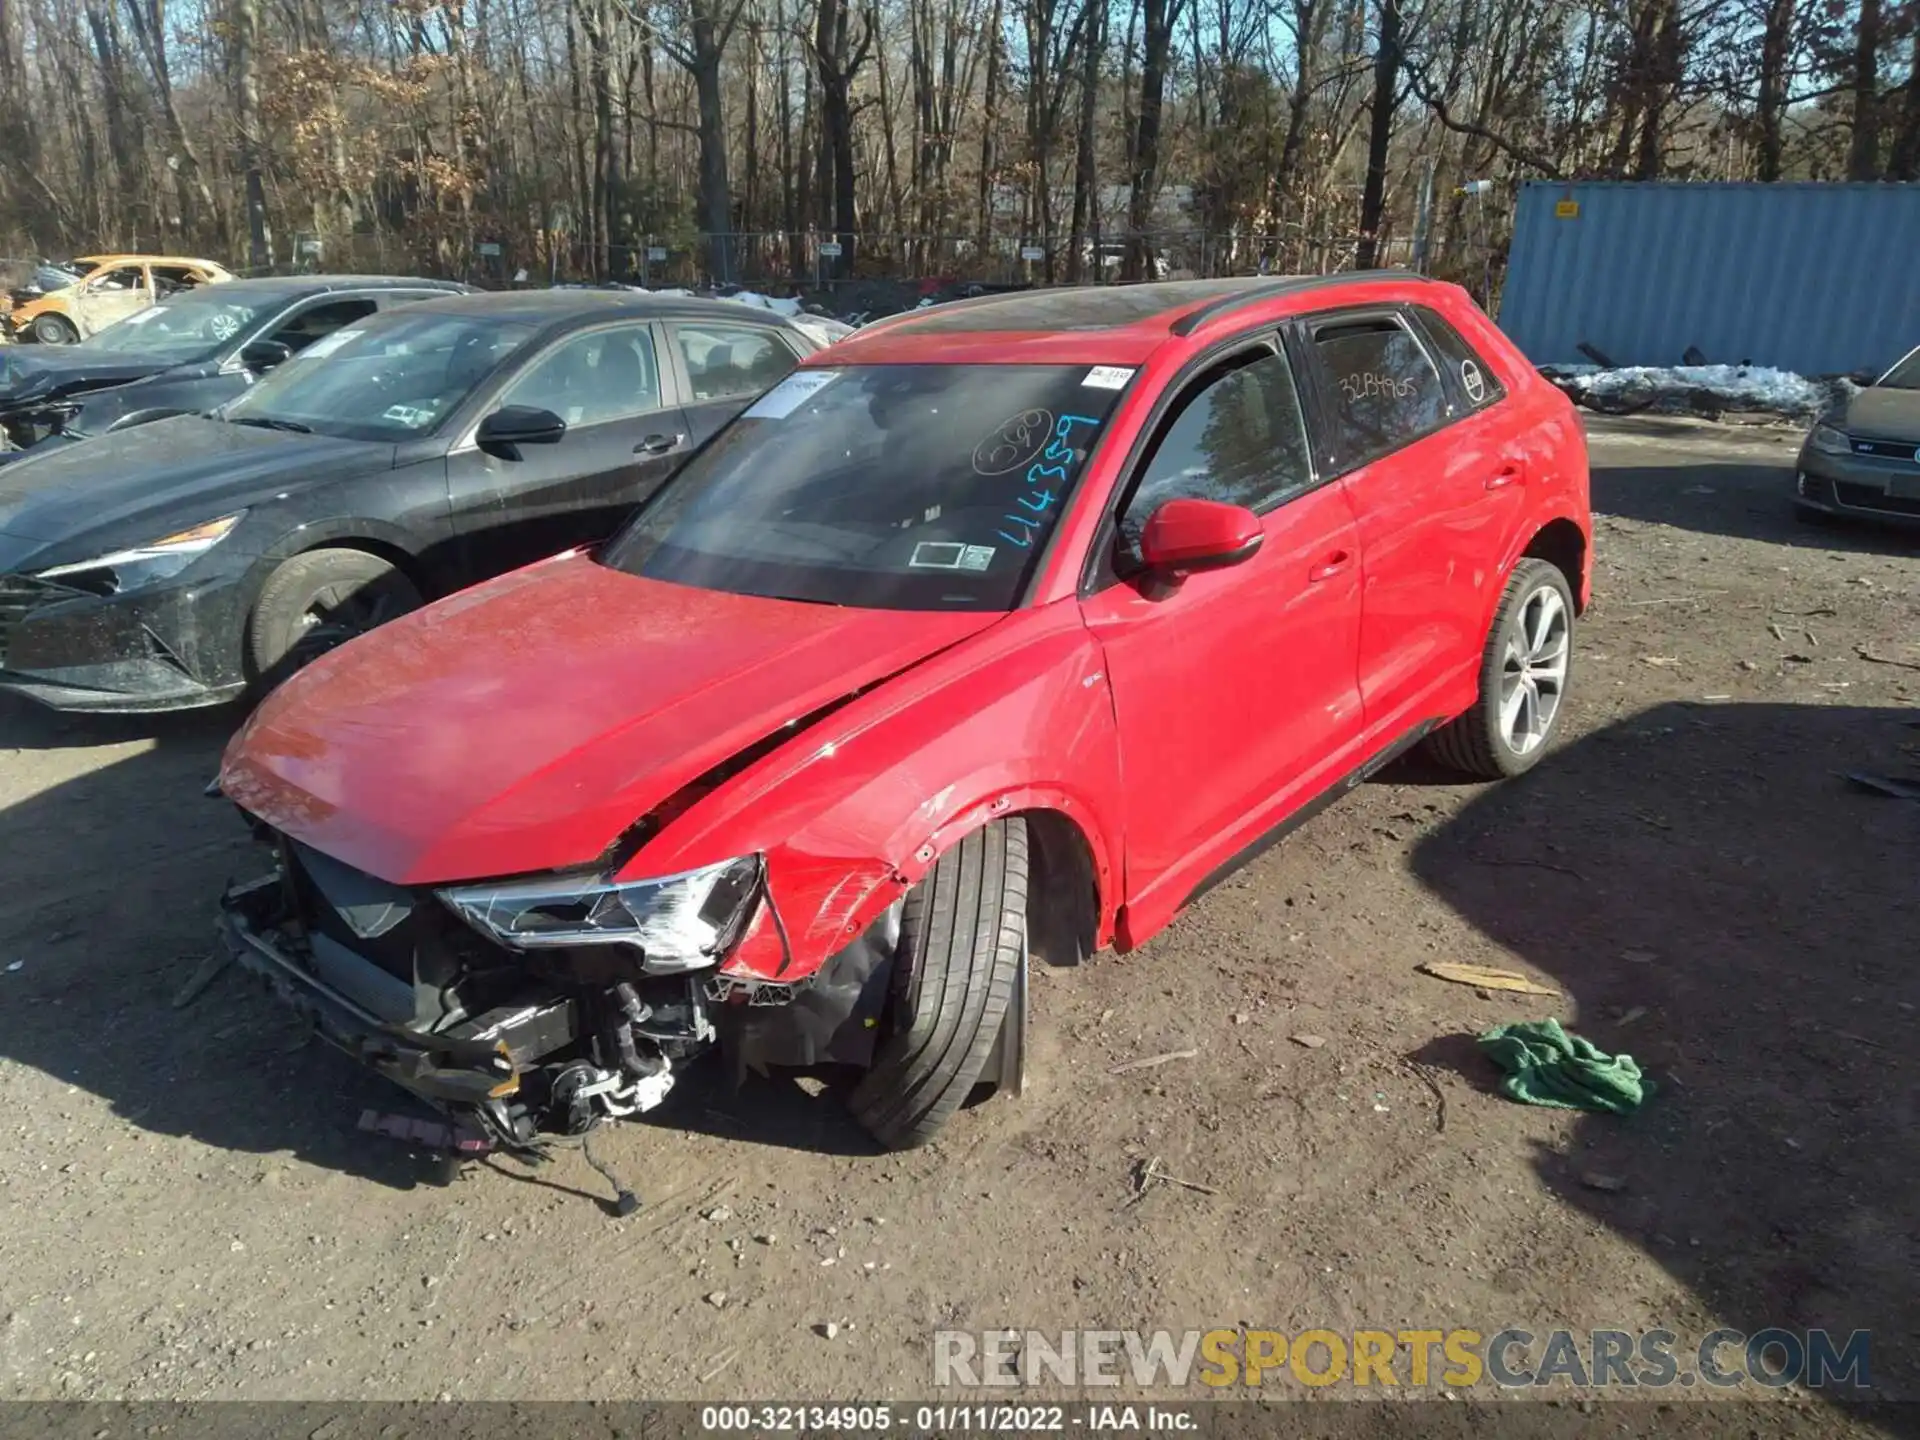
[[1167, 268, 1422, 337]]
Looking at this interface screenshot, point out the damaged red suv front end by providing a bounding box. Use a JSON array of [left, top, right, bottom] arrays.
[[212, 345, 1142, 1157], [214, 549, 1037, 1153]]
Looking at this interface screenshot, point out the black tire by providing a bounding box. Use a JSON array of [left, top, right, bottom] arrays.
[[848, 818, 1028, 1149], [1426, 558, 1575, 780], [32, 313, 79, 345], [247, 547, 423, 691]]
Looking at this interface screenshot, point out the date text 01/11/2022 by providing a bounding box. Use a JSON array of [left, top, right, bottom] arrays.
[[697, 1404, 1199, 1432]]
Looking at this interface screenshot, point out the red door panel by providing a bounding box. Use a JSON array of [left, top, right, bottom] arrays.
[[1079, 480, 1366, 935], [1338, 409, 1527, 738]]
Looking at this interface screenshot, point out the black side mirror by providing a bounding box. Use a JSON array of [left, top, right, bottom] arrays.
[[477, 405, 567, 459], [240, 339, 292, 373]]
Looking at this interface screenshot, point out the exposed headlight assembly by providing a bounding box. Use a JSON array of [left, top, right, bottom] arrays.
[[1808, 423, 1851, 456], [37, 511, 245, 591], [438, 854, 762, 973]]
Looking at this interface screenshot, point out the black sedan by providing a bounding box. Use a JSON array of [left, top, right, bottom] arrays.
[[0, 289, 822, 712], [0, 275, 468, 456]]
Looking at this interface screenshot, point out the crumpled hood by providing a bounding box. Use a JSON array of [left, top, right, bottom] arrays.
[[1843, 385, 1920, 443], [0, 414, 385, 546], [220, 555, 1004, 886], [0, 346, 168, 411]]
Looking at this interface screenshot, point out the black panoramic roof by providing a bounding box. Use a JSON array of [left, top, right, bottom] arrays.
[[879, 279, 1266, 334], [872, 271, 1425, 337]]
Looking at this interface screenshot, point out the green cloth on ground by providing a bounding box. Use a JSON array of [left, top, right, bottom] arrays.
[[1476, 1018, 1654, 1114]]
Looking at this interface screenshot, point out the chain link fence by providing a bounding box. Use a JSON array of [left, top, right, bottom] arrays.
[[292, 225, 1447, 293], [4, 221, 1499, 336]]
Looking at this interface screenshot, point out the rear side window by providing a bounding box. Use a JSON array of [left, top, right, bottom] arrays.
[[1121, 347, 1313, 543], [149, 265, 208, 295], [1308, 315, 1448, 467], [674, 323, 800, 402], [269, 298, 380, 355], [1414, 306, 1506, 412]]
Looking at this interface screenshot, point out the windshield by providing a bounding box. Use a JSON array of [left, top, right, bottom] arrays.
[[599, 363, 1132, 610], [1878, 348, 1920, 390], [31, 263, 83, 293], [77, 289, 275, 363], [224, 311, 536, 442]]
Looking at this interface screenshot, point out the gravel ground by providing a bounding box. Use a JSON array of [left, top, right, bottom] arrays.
[[0, 415, 1914, 1428]]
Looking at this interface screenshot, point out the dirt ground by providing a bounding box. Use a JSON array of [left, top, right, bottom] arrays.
[[1, 414, 1915, 1424]]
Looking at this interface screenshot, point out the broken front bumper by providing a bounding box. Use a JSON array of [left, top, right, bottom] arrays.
[[217, 873, 574, 1111]]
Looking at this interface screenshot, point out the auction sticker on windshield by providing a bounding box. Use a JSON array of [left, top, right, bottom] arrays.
[[299, 329, 363, 361], [908, 541, 995, 572], [747, 370, 841, 419], [1082, 365, 1134, 390]]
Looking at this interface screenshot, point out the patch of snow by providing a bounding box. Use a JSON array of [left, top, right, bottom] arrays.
[[726, 290, 804, 318], [789, 314, 855, 348], [1554, 363, 1856, 419]]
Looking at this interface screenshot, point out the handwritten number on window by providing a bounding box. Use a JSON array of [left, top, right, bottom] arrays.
[[995, 413, 1102, 550]]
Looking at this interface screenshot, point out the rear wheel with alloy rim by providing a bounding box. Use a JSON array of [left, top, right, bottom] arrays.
[[1426, 558, 1575, 779], [247, 547, 424, 694]]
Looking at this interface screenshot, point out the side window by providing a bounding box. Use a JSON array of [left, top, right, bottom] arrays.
[[267, 298, 380, 355], [1414, 307, 1506, 412], [504, 326, 662, 428], [86, 265, 145, 293], [674, 323, 799, 402], [1309, 315, 1449, 467], [149, 265, 204, 297], [1118, 346, 1313, 544]]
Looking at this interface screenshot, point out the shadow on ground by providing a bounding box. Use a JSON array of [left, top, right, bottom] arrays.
[[1410, 699, 1920, 1406], [0, 694, 879, 1188], [1586, 427, 1920, 555], [0, 695, 450, 1188]]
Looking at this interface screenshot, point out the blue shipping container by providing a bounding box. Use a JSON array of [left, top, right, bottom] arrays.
[[1498, 181, 1920, 376]]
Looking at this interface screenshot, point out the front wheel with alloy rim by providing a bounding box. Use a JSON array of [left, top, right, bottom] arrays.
[[247, 547, 424, 693], [848, 817, 1028, 1149], [1426, 558, 1575, 779], [32, 313, 79, 345]]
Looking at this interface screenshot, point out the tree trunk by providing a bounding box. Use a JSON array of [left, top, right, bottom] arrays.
[[1633, 0, 1678, 179], [1067, 0, 1101, 281], [232, 0, 272, 269], [1889, 24, 1920, 179], [1848, 0, 1882, 180], [1124, 0, 1180, 280], [813, 0, 870, 279], [1754, 0, 1794, 181], [1354, 0, 1398, 269], [744, 24, 760, 237], [976, 0, 1002, 252], [874, 4, 905, 240], [1273, 0, 1324, 218], [85, 1, 143, 245], [690, 6, 734, 281]]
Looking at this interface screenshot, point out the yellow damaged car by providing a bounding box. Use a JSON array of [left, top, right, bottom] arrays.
[[7, 254, 234, 344]]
